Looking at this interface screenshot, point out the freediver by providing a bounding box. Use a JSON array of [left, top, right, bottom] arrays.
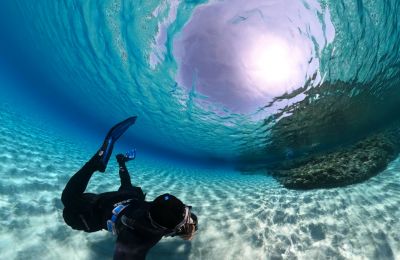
[[61, 117, 198, 259]]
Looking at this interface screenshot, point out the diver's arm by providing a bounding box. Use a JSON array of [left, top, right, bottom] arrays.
[[113, 227, 161, 260], [116, 149, 137, 190], [113, 240, 147, 260]]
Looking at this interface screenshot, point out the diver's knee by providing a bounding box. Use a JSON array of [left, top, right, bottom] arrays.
[[61, 190, 71, 207]]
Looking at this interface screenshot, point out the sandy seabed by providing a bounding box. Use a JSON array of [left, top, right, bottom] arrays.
[[0, 107, 399, 260]]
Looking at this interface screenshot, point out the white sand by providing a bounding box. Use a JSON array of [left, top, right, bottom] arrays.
[[1, 107, 399, 260]]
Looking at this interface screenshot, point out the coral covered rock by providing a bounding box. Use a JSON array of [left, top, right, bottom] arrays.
[[268, 123, 400, 189]]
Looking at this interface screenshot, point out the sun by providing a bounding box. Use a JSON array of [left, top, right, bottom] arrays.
[[244, 35, 301, 97]]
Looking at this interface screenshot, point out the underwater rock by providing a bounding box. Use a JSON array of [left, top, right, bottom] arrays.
[[238, 80, 400, 164], [268, 122, 400, 189]]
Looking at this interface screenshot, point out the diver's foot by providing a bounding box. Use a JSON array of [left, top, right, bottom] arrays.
[[96, 116, 137, 172], [116, 149, 136, 164], [96, 139, 114, 172]]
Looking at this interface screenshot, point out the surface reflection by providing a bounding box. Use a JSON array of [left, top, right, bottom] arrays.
[[174, 0, 335, 113]]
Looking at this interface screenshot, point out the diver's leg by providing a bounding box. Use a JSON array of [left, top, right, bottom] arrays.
[[61, 155, 100, 210], [61, 117, 137, 208]]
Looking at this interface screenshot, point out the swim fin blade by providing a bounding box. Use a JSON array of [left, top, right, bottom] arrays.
[[97, 116, 137, 172]]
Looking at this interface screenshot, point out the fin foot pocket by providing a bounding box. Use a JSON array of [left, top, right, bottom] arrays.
[[97, 116, 137, 172]]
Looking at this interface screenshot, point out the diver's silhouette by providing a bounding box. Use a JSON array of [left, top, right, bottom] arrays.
[[61, 117, 198, 259]]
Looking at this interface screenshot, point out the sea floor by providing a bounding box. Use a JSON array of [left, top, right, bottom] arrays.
[[1, 107, 399, 260]]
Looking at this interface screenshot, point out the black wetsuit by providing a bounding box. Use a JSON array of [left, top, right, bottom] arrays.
[[61, 156, 165, 259]]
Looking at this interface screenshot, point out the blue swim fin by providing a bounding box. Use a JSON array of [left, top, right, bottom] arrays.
[[97, 116, 137, 172]]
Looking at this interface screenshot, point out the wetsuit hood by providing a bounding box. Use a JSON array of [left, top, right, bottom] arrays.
[[149, 193, 186, 229]]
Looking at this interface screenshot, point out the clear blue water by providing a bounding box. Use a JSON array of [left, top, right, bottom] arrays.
[[1, 0, 400, 259]]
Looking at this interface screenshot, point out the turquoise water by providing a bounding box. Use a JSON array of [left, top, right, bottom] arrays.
[[1, 0, 399, 162], [1, 0, 400, 259]]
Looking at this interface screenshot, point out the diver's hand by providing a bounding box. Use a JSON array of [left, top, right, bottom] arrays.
[[116, 149, 136, 164], [125, 149, 136, 161]]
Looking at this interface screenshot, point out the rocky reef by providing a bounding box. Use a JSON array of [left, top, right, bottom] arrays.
[[268, 123, 400, 189], [236, 78, 400, 189]]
